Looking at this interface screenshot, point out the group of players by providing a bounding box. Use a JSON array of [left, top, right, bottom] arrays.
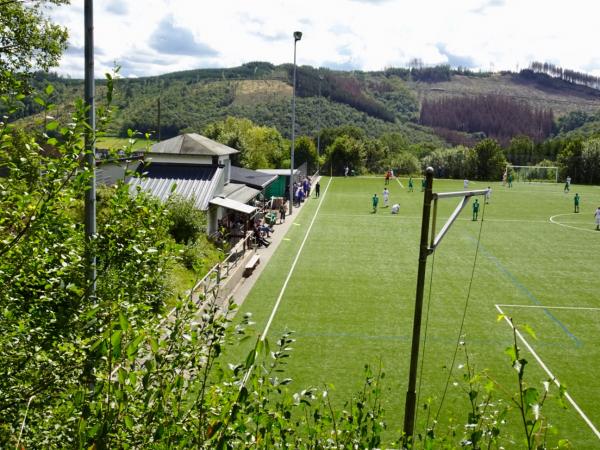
[[369, 170, 600, 230]]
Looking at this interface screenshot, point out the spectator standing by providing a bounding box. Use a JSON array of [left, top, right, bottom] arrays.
[[279, 203, 286, 223]]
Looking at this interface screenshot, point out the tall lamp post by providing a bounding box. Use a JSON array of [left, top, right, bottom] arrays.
[[317, 74, 323, 173], [84, 0, 96, 299], [289, 30, 302, 215]]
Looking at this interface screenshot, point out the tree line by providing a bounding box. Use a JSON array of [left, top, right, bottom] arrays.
[[529, 61, 600, 90]]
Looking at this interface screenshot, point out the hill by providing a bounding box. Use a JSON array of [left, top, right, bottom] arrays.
[[7, 63, 600, 146]]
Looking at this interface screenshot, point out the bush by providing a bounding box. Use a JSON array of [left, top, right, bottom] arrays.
[[166, 196, 206, 243]]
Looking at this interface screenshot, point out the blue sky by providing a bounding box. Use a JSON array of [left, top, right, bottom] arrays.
[[51, 0, 600, 78]]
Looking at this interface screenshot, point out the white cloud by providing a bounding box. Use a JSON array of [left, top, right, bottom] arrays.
[[51, 0, 600, 78]]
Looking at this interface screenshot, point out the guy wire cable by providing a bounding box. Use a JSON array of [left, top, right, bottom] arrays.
[[432, 199, 487, 429], [414, 248, 436, 433]]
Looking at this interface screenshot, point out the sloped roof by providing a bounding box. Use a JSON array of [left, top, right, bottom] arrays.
[[96, 160, 142, 186], [209, 197, 256, 215], [219, 182, 261, 204], [230, 166, 277, 190], [128, 163, 222, 210], [150, 133, 238, 157]]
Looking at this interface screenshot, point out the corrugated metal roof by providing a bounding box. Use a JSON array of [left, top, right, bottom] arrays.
[[97, 161, 141, 186], [209, 197, 256, 215], [128, 163, 222, 210], [230, 166, 277, 190], [229, 186, 261, 204], [150, 134, 238, 157]]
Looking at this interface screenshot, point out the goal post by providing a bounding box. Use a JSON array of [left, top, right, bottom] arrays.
[[507, 164, 559, 183]]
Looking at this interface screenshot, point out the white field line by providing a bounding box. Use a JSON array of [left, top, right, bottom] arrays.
[[497, 304, 600, 311], [240, 176, 332, 387], [549, 213, 598, 234], [395, 177, 404, 188], [318, 213, 550, 224], [495, 304, 600, 441]]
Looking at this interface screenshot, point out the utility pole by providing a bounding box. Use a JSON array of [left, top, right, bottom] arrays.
[[84, 0, 96, 299], [403, 167, 434, 445], [402, 169, 490, 446]]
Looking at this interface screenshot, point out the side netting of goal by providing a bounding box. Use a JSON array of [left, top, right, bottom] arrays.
[[507, 164, 559, 183]]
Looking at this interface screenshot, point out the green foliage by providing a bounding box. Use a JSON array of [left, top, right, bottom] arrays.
[[293, 135, 318, 173], [323, 134, 366, 175], [503, 318, 569, 449], [0, 0, 69, 91], [165, 196, 207, 243], [471, 138, 507, 180], [556, 110, 595, 134], [204, 116, 286, 169], [389, 151, 420, 175], [580, 137, 600, 184], [422, 145, 474, 179]]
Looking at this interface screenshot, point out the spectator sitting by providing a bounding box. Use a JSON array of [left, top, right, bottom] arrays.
[[253, 224, 270, 247], [259, 222, 273, 238]]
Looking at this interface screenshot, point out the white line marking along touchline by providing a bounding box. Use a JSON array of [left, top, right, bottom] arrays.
[[240, 176, 333, 387]]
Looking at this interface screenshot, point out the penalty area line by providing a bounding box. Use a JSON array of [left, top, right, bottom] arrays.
[[395, 177, 404, 188], [497, 304, 600, 311], [495, 304, 600, 441]]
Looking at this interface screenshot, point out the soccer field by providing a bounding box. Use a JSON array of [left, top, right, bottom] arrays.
[[231, 176, 600, 447]]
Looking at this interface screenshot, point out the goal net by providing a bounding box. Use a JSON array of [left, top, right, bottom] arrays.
[[507, 165, 559, 183]]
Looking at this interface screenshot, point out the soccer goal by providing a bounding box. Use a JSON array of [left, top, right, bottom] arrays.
[[507, 165, 559, 183]]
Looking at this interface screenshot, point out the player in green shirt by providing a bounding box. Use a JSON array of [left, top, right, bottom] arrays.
[[574, 193, 580, 213], [472, 199, 480, 221], [372, 193, 379, 213], [408, 177, 414, 192]]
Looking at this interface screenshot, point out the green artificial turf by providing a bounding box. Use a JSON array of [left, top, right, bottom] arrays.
[[228, 176, 600, 447]]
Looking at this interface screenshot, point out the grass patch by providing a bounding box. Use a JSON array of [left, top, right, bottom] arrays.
[[226, 176, 600, 447]]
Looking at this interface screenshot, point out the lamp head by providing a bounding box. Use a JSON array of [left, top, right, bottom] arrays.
[[293, 31, 302, 41]]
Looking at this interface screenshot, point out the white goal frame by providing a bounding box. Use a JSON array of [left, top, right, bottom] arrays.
[[507, 164, 559, 183]]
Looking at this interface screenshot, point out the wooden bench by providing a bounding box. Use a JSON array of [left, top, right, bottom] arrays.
[[244, 254, 260, 277]]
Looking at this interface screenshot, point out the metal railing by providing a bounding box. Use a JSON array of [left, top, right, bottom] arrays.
[[191, 232, 255, 304]]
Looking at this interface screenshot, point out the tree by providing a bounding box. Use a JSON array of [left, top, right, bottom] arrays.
[[389, 151, 419, 175], [323, 135, 365, 175], [204, 116, 286, 169], [581, 138, 600, 184], [0, 0, 69, 90], [471, 138, 507, 180], [557, 139, 583, 182], [293, 135, 318, 173], [506, 135, 534, 165], [364, 138, 386, 173]]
